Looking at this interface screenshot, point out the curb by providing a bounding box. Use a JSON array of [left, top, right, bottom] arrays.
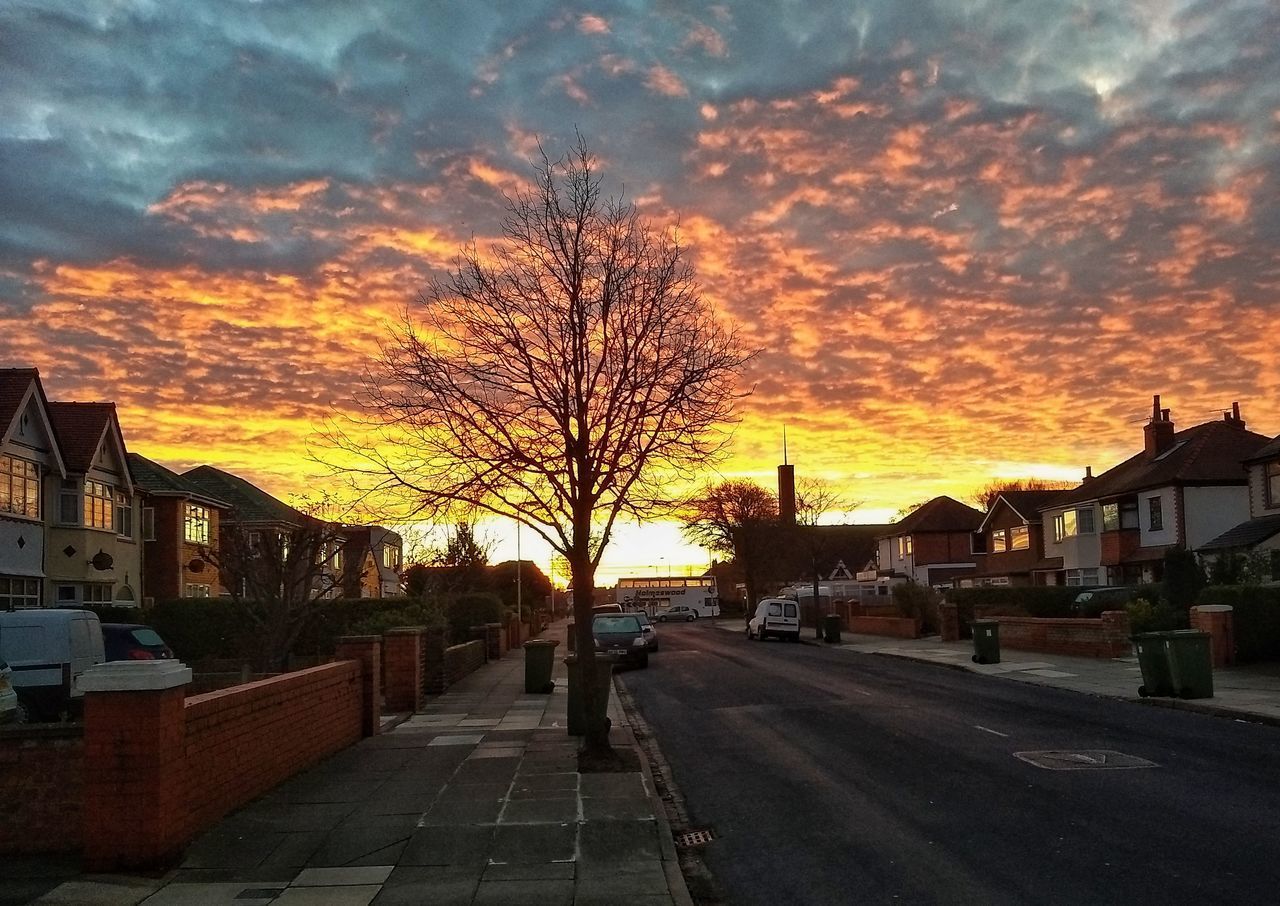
[[613, 676, 697, 906]]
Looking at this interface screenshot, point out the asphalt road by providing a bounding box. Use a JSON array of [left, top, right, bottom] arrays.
[[621, 621, 1280, 906]]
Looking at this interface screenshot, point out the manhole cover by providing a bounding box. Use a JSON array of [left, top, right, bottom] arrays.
[[1014, 750, 1158, 771], [676, 829, 715, 848]]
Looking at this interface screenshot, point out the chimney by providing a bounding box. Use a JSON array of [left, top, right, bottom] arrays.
[[1224, 401, 1245, 429], [1083, 465, 1093, 481], [778, 464, 796, 525], [1143, 394, 1176, 457]]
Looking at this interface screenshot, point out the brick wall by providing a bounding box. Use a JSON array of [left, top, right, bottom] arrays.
[[180, 662, 363, 839], [0, 725, 84, 855], [989, 611, 1131, 658], [444, 640, 485, 687], [849, 616, 923, 638]]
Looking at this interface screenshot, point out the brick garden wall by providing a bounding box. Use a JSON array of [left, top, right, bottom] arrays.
[[848, 615, 923, 638], [0, 725, 84, 855], [444, 640, 485, 687], [990, 612, 1131, 658], [181, 662, 363, 838]]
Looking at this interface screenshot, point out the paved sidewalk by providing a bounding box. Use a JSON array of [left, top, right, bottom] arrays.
[[716, 619, 1280, 725], [32, 622, 690, 906]]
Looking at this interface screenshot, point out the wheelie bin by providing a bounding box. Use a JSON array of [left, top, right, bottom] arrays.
[[1163, 630, 1214, 699], [564, 654, 614, 736], [822, 613, 842, 644], [971, 619, 1000, 664], [1132, 631, 1175, 697], [523, 638, 560, 693]]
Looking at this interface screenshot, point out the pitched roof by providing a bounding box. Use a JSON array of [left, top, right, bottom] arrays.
[[999, 489, 1070, 519], [46, 401, 117, 473], [127, 453, 230, 508], [1245, 435, 1280, 464], [182, 465, 308, 525], [0, 368, 41, 434], [779, 523, 893, 581], [1051, 419, 1272, 507], [1199, 514, 1280, 552], [881, 496, 983, 536]]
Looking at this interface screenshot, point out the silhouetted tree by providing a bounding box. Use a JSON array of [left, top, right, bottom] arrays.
[[967, 477, 1075, 512], [679, 479, 778, 609]]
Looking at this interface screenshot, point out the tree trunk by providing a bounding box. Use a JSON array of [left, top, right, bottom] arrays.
[[570, 559, 612, 756]]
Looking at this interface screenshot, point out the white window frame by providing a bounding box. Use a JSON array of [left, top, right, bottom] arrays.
[[115, 491, 133, 538], [84, 479, 114, 530], [0, 576, 41, 609], [1148, 496, 1164, 532], [1009, 525, 1030, 551]]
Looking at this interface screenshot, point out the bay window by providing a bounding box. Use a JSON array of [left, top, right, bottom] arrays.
[[84, 479, 114, 530], [0, 455, 40, 518]]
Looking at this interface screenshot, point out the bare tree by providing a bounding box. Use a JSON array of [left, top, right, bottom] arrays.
[[203, 510, 349, 673], [967, 477, 1075, 512], [679, 479, 778, 610], [322, 137, 752, 756]]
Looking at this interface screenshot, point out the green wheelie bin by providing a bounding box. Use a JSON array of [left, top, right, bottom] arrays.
[[565, 654, 614, 736], [523, 638, 560, 694], [1163, 630, 1214, 699], [971, 619, 1000, 664], [822, 613, 842, 644], [1132, 631, 1176, 697]]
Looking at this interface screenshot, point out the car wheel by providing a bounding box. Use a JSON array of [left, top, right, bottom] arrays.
[[690, 612, 699, 620], [657, 615, 666, 623]]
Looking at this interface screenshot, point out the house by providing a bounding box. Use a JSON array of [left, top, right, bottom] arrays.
[[0, 369, 66, 609], [339, 525, 404, 598], [962, 490, 1067, 587], [1042, 396, 1271, 586], [1197, 433, 1280, 583], [875, 496, 984, 588], [127, 453, 231, 600], [44, 401, 142, 606]]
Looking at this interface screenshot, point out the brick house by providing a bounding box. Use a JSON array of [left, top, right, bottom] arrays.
[[44, 401, 142, 607], [1198, 433, 1280, 582], [0, 369, 66, 609], [1042, 396, 1271, 586], [127, 453, 231, 600], [876, 496, 984, 587], [963, 490, 1067, 587], [339, 525, 403, 598]]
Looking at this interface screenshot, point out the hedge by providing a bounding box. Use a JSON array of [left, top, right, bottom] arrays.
[[1196, 585, 1280, 664], [944, 586, 1082, 623]]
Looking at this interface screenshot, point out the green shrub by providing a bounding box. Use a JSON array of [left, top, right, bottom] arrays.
[[146, 598, 258, 663], [1196, 585, 1280, 663], [1125, 597, 1183, 634], [892, 582, 941, 633], [945, 586, 1081, 621], [445, 592, 505, 642], [347, 599, 445, 637]]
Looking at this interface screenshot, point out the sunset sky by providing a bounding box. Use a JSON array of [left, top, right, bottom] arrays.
[[4, 1, 1279, 583]]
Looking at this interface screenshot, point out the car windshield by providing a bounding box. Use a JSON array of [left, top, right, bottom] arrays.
[[130, 628, 166, 646], [594, 616, 641, 633], [635, 614, 652, 627]]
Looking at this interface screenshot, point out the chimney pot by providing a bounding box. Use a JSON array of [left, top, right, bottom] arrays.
[[1084, 465, 1093, 480]]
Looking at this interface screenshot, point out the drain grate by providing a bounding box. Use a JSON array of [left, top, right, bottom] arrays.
[[676, 828, 716, 848], [1014, 750, 1158, 771]]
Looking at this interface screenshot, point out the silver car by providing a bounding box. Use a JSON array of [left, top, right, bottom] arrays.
[[635, 612, 659, 652]]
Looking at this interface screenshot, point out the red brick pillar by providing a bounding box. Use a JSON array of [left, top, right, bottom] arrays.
[[81, 660, 193, 871], [335, 636, 381, 737], [1099, 610, 1132, 657], [382, 628, 424, 714], [485, 622, 504, 660], [1190, 605, 1235, 667], [939, 603, 960, 642]]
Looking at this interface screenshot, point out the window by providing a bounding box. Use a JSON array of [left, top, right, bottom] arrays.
[[115, 491, 133, 538], [0, 455, 40, 518], [1102, 502, 1120, 532], [142, 507, 156, 541], [1065, 568, 1100, 587], [1121, 501, 1139, 529], [185, 583, 212, 598], [0, 576, 41, 609], [57, 584, 77, 602], [84, 479, 113, 529], [898, 536, 913, 558], [59, 480, 79, 524], [184, 503, 210, 543], [991, 529, 1008, 554], [84, 584, 112, 603], [1078, 508, 1096, 534], [1054, 511, 1076, 543], [971, 531, 987, 554], [1266, 462, 1280, 508], [1009, 525, 1030, 550], [381, 545, 400, 570], [1148, 497, 1164, 532]]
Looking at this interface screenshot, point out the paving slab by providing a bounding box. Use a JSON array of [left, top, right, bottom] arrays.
[[472, 878, 574, 905], [577, 820, 662, 864], [398, 825, 496, 867], [272, 885, 381, 905], [487, 823, 577, 864], [499, 796, 580, 824], [292, 866, 394, 886], [370, 866, 480, 906]]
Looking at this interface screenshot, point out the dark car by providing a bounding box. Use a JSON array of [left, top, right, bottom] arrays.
[[102, 624, 174, 662], [592, 614, 650, 668], [1071, 587, 1133, 618]]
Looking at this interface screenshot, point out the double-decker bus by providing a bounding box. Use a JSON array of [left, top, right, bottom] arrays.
[[615, 575, 720, 618]]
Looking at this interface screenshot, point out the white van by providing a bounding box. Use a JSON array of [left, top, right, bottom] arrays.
[[0, 609, 105, 721], [747, 597, 801, 642]]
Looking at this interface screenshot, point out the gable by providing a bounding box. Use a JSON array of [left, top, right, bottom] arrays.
[[0, 375, 66, 476]]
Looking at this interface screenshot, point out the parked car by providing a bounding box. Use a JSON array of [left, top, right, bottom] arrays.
[[656, 604, 697, 622], [1072, 587, 1133, 617], [102, 624, 174, 661], [0, 608, 105, 722], [591, 614, 650, 668], [747, 597, 802, 642], [591, 603, 624, 615], [635, 611, 659, 652], [0, 659, 20, 724]]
